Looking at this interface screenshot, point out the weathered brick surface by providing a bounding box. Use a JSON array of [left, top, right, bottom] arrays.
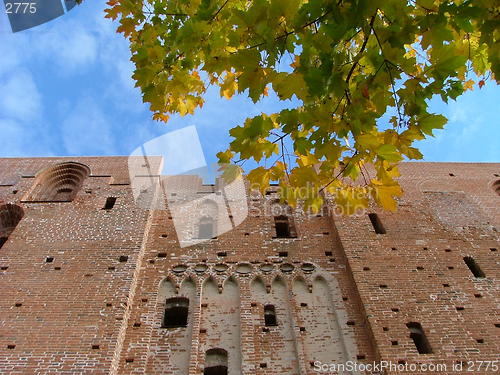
[[0, 158, 498, 375]]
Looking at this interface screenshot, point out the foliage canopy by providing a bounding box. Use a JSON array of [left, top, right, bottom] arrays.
[[104, 0, 499, 213]]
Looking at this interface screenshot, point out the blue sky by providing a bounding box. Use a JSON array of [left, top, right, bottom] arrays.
[[0, 0, 498, 166]]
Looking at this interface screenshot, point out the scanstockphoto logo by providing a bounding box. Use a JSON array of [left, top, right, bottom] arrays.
[[128, 126, 248, 248], [1, 0, 77, 33]]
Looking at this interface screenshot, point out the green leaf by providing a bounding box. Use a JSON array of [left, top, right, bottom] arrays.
[[377, 144, 403, 162], [418, 114, 448, 136], [106, 0, 499, 215]]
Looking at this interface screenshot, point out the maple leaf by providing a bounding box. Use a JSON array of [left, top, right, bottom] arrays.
[[103, 0, 499, 214]]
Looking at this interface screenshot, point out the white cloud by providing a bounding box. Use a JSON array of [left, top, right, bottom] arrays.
[[0, 70, 42, 121], [61, 97, 117, 155], [0, 119, 27, 156], [33, 23, 98, 73]]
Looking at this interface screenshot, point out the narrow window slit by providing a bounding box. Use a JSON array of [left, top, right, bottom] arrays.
[[368, 213, 386, 234], [463, 256, 485, 278], [264, 304, 277, 326], [406, 322, 432, 354], [103, 197, 117, 210]]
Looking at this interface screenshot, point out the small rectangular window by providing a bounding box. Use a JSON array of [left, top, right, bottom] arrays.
[[274, 215, 297, 238], [163, 297, 189, 328], [103, 197, 117, 210], [368, 213, 386, 234], [264, 304, 277, 326]]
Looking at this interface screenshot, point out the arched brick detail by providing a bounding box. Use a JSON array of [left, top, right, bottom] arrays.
[[0, 204, 24, 248], [24, 162, 90, 202]]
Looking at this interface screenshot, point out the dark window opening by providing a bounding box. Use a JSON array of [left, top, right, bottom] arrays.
[[45, 257, 54, 263], [368, 213, 386, 234], [264, 304, 277, 326], [274, 215, 297, 238], [162, 297, 189, 328], [53, 187, 74, 201], [406, 322, 432, 354], [463, 256, 485, 278], [103, 197, 117, 210], [204, 348, 228, 375], [199, 216, 215, 239], [492, 180, 500, 196], [278, 251, 288, 257]]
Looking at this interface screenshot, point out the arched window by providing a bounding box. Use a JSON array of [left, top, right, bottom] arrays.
[[198, 216, 215, 239], [0, 204, 24, 249], [24, 162, 90, 202], [406, 322, 432, 354], [162, 297, 189, 328], [264, 304, 277, 326], [204, 348, 228, 375]]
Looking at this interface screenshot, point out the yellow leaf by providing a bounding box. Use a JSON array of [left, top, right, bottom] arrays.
[[370, 180, 403, 211], [216, 149, 234, 164], [298, 153, 319, 167], [220, 72, 238, 99], [304, 195, 323, 214], [463, 79, 474, 91], [152, 113, 169, 122], [247, 167, 270, 195], [335, 187, 368, 215], [117, 17, 136, 38]]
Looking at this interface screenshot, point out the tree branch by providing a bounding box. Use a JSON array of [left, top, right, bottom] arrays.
[[345, 14, 376, 86], [319, 153, 357, 193], [371, 25, 404, 126], [211, 0, 230, 21], [246, 8, 334, 50]]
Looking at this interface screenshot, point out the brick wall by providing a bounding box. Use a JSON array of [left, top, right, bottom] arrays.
[[0, 158, 498, 374]]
